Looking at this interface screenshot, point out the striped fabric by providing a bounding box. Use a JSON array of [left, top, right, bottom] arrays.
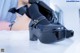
[[0, 0, 18, 23]]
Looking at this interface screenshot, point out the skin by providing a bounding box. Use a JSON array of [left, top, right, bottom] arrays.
[[20, 0, 29, 4], [18, 0, 31, 7], [11, 0, 31, 30]]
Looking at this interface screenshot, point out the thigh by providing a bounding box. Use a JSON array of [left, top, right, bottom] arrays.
[[11, 14, 31, 30]]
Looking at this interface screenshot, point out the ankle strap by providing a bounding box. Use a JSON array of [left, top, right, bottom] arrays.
[[32, 16, 46, 27]]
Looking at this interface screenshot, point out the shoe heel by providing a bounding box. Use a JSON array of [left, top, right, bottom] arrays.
[[30, 34, 38, 41], [29, 27, 38, 41]]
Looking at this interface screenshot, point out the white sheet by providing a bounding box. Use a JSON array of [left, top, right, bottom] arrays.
[[0, 30, 76, 53], [65, 41, 80, 53]]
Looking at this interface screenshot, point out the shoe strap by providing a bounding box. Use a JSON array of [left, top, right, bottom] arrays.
[[32, 16, 46, 27]]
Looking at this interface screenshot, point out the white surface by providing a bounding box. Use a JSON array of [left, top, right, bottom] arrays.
[[0, 30, 76, 53], [65, 41, 80, 53]]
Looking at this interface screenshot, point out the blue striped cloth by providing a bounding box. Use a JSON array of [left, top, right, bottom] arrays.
[[0, 0, 18, 23]]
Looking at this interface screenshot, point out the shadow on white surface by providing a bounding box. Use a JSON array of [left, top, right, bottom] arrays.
[[0, 31, 74, 53]]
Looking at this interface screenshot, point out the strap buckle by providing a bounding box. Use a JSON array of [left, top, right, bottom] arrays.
[[32, 16, 46, 27]]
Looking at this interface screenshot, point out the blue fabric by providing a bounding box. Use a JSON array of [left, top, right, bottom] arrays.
[[0, 0, 18, 23]]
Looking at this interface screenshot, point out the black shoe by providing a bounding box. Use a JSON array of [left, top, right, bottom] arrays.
[[28, 3, 74, 44]]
